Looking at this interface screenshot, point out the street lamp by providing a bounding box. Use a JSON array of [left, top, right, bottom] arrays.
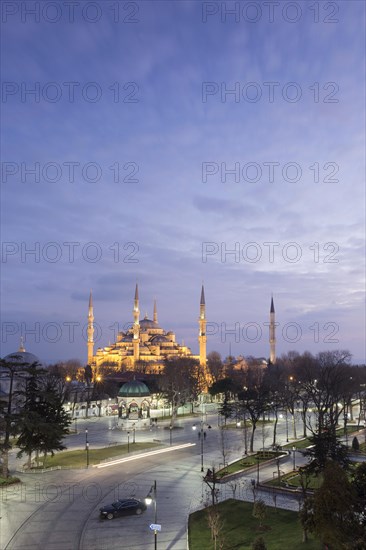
[[192, 421, 211, 472], [256, 454, 260, 486], [127, 431, 130, 453], [145, 480, 158, 550], [200, 421, 204, 472], [292, 446, 296, 470], [132, 425, 136, 444], [85, 429, 89, 468], [169, 424, 172, 446], [244, 414, 248, 455], [285, 410, 289, 442]]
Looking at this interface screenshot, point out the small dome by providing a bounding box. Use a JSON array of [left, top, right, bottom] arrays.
[[118, 380, 151, 397], [150, 335, 169, 344], [3, 350, 42, 367], [140, 318, 159, 329]]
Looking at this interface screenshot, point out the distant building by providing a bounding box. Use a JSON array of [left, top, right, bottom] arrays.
[[88, 285, 211, 388], [87, 286, 276, 390], [0, 339, 43, 411]]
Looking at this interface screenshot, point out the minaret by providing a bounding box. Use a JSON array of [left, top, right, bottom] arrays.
[[19, 336, 25, 352], [269, 295, 276, 364], [87, 290, 94, 365], [133, 283, 140, 361], [153, 299, 158, 324], [198, 285, 207, 366]]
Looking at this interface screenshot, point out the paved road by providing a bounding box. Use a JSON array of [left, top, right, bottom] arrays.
[[1, 408, 365, 550]]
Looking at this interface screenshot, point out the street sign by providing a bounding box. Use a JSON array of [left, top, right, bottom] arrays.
[[149, 523, 162, 532]]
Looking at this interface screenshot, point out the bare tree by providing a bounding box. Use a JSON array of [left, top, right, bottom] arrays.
[[160, 357, 200, 426], [300, 350, 352, 435], [206, 505, 225, 550], [207, 351, 224, 383], [237, 366, 270, 452]]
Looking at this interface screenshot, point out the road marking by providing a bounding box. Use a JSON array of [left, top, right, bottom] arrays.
[[95, 443, 196, 469]]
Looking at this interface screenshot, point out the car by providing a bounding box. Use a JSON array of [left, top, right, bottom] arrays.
[[100, 498, 147, 520]]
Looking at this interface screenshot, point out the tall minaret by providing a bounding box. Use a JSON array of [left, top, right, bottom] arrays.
[[87, 290, 94, 365], [269, 295, 276, 364], [198, 284, 207, 366], [153, 299, 158, 324], [133, 283, 140, 361]]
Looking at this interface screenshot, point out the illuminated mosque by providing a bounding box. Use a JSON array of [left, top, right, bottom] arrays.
[[86, 284, 276, 383], [87, 284, 209, 375]]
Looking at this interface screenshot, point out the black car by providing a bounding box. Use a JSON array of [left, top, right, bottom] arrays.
[[100, 498, 147, 520]]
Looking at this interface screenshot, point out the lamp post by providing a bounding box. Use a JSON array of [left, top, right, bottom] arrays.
[[193, 421, 210, 472], [343, 411, 348, 447], [285, 410, 289, 442], [169, 424, 172, 446], [127, 431, 130, 453], [244, 414, 248, 455], [200, 421, 204, 472], [145, 480, 157, 550], [256, 455, 260, 486], [192, 420, 211, 472], [85, 429, 89, 468], [132, 425, 136, 444], [292, 446, 296, 470]]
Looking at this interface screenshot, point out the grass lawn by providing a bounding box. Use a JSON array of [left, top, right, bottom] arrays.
[[282, 425, 364, 450], [0, 475, 21, 486], [265, 471, 322, 490], [40, 442, 159, 468], [189, 499, 322, 550], [217, 452, 283, 477]]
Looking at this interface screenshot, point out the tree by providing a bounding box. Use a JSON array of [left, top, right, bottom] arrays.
[[309, 461, 362, 548], [0, 356, 40, 477], [207, 351, 224, 383], [237, 366, 270, 452], [351, 461, 366, 537], [263, 363, 285, 447], [209, 377, 239, 401], [160, 357, 200, 425], [218, 396, 234, 426], [298, 467, 315, 542], [15, 368, 71, 468], [203, 467, 220, 507], [251, 537, 267, 550], [301, 350, 352, 435], [299, 498, 315, 544], [303, 428, 349, 476], [252, 499, 266, 529], [206, 504, 225, 550], [48, 358, 83, 381]]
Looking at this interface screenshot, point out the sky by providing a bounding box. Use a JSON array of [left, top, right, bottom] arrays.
[[1, 0, 365, 365]]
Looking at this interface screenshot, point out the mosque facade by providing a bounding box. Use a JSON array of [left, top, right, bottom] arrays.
[[88, 284, 210, 376], [86, 285, 276, 383]]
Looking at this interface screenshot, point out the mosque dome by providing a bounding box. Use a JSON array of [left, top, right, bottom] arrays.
[[149, 335, 169, 344], [3, 342, 42, 369], [140, 318, 159, 329], [118, 379, 151, 398]]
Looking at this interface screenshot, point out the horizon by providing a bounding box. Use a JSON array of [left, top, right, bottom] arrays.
[[1, 1, 365, 365]]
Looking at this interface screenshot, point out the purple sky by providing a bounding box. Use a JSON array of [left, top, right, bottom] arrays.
[[1, 1, 365, 365]]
